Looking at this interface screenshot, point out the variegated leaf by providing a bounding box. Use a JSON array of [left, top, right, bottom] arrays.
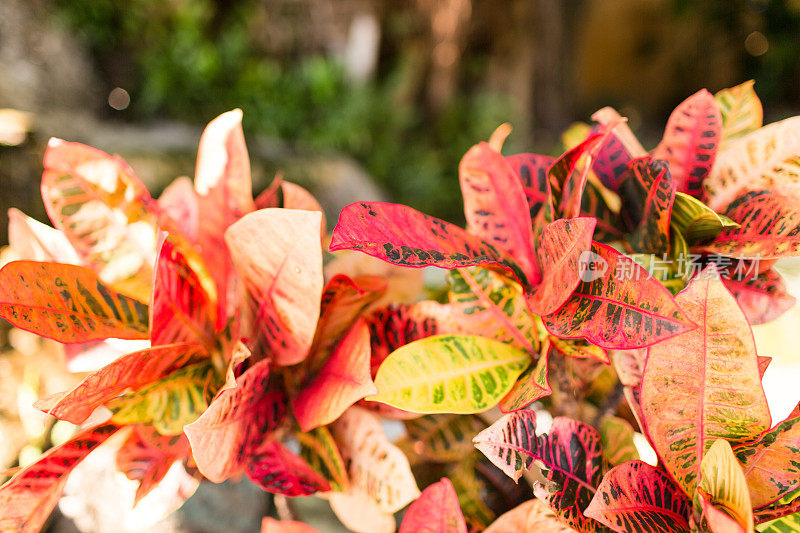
[[758, 513, 800, 533], [549, 132, 608, 219], [295, 426, 350, 491], [526, 217, 597, 316], [331, 407, 420, 513], [670, 192, 740, 245], [582, 180, 624, 241], [448, 266, 540, 353], [41, 139, 158, 301], [329, 201, 529, 287], [550, 336, 610, 364], [472, 410, 537, 482], [585, 460, 691, 533], [722, 268, 795, 325], [734, 403, 800, 508], [498, 348, 550, 413], [0, 260, 149, 343], [530, 417, 606, 532], [591, 107, 647, 191], [641, 265, 771, 496], [116, 426, 190, 504], [653, 89, 722, 197], [108, 362, 220, 435], [484, 499, 575, 532], [705, 190, 800, 259], [460, 142, 538, 282], [369, 335, 531, 414], [505, 153, 553, 221], [225, 209, 323, 365], [704, 116, 800, 212], [599, 417, 639, 466], [36, 342, 207, 424], [754, 489, 800, 525], [246, 441, 330, 496], [184, 359, 285, 482], [292, 319, 377, 431], [399, 477, 467, 533], [366, 303, 442, 372], [7, 208, 80, 264], [304, 274, 386, 375], [716, 80, 763, 144], [696, 439, 754, 533], [542, 242, 695, 349], [627, 158, 676, 255], [151, 236, 216, 348], [0, 424, 118, 533], [404, 414, 488, 462]]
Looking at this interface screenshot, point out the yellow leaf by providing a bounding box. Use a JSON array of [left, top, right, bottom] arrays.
[[697, 439, 754, 533], [368, 335, 531, 414]]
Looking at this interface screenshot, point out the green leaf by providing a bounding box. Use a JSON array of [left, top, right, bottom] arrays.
[[716, 80, 763, 144], [108, 363, 220, 435], [369, 335, 531, 414], [670, 192, 739, 244], [404, 414, 488, 462], [599, 416, 639, 466]]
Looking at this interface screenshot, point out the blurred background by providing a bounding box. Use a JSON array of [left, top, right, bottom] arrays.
[[2, 0, 800, 237], [1, 1, 800, 531]]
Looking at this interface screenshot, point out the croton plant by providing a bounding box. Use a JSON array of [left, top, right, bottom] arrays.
[[0, 81, 798, 533]]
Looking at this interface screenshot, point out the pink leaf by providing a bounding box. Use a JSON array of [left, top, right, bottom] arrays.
[[158, 177, 200, 243], [225, 209, 324, 365], [399, 477, 467, 533], [183, 359, 285, 482]]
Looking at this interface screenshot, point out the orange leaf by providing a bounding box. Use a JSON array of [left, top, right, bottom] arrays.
[[0, 260, 149, 343], [293, 319, 377, 431]]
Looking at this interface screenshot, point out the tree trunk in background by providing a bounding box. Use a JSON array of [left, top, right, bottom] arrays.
[[532, 0, 571, 143]]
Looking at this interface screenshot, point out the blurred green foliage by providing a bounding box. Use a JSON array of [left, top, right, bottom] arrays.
[[54, 0, 512, 223]]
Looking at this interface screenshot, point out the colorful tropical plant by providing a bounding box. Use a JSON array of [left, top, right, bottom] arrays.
[[1, 80, 798, 533]]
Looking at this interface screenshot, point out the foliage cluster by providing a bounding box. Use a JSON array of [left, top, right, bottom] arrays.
[[0, 81, 799, 533]]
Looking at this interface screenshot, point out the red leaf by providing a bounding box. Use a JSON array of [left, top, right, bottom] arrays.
[[158, 177, 200, 243], [36, 342, 207, 424], [0, 260, 150, 343], [0, 424, 118, 532], [225, 209, 324, 365], [552, 132, 609, 220], [306, 274, 387, 374], [627, 158, 676, 255], [183, 359, 285, 482], [366, 303, 444, 374], [542, 242, 695, 349], [116, 426, 190, 504], [653, 89, 722, 197], [505, 153, 553, 221], [151, 237, 216, 348], [640, 264, 771, 496], [399, 477, 467, 533], [704, 190, 800, 259], [460, 143, 538, 282], [261, 517, 320, 533], [498, 349, 551, 413], [329, 202, 528, 286], [757, 355, 772, 379], [585, 461, 691, 533], [246, 441, 331, 496], [525, 217, 596, 316], [591, 107, 647, 191], [722, 268, 795, 325], [293, 319, 377, 431], [7, 208, 80, 264]]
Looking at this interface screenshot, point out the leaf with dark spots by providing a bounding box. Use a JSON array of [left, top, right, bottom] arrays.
[[653, 89, 722, 198], [505, 153, 554, 221], [330, 201, 529, 287], [626, 157, 676, 255], [542, 242, 695, 349], [246, 441, 331, 497], [0, 260, 149, 343], [722, 267, 795, 325]]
